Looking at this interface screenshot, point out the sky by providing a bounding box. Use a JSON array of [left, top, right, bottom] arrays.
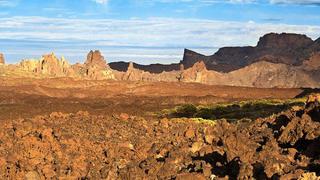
[[0, 0, 320, 64]]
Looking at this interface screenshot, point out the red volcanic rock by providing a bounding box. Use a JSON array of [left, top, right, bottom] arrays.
[[0, 53, 4, 64]]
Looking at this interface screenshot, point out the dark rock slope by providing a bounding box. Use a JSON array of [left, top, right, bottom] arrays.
[[109, 61, 180, 73], [182, 33, 319, 72], [109, 33, 320, 73]]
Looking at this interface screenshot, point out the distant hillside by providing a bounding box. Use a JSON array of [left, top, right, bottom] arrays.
[[181, 33, 319, 72], [108, 33, 320, 73], [109, 61, 180, 73], [1, 32, 320, 88]]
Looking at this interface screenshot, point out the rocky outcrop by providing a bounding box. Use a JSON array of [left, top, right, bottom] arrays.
[[108, 33, 319, 74], [181, 61, 209, 83], [122, 62, 143, 81], [0, 53, 4, 64], [257, 32, 313, 49], [181, 33, 319, 72], [113, 59, 319, 88], [81, 50, 114, 80], [19, 53, 74, 77], [85, 50, 107, 69], [15, 51, 115, 80], [2, 32, 320, 88]]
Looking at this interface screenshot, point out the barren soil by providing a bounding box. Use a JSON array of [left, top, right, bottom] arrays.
[[0, 77, 302, 121], [0, 78, 319, 179]]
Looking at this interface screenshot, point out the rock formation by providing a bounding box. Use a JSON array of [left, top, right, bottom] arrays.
[[85, 50, 107, 69], [0, 53, 5, 64], [19, 53, 74, 77], [108, 33, 319, 74], [82, 50, 114, 80], [181, 33, 319, 72], [181, 61, 208, 83], [1, 33, 320, 88]]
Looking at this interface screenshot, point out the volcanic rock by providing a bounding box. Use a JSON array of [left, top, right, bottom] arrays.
[[181, 61, 208, 83], [82, 50, 115, 80], [19, 53, 74, 77], [85, 50, 107, 69], [121, 62, 154, 81], [0, 53, 4, 64], [109, 61, 180, 73], [109, 33, 319, 74], [302, 52, 320, 70], [1, 95, 320, 178], [257, 32, 313, 49], [181, 33, 319, 72]]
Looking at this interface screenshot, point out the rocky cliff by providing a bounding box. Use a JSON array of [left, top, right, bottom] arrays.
[[17, 51, 115, 80], [181, 33, 319, 72], [81, 50, 114, 80], [19, 53, 74, 77], [1, 33, 320, 88], [112, 59, 320, 88], [107, 33, 319, 74]]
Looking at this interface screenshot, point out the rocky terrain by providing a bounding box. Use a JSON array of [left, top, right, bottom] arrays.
[[0, 81, 319, 179], [1, 32, 320, 88], [1, 32, 320, 179]]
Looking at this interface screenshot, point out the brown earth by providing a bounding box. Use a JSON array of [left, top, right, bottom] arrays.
[[0, 78, 319, 179], [0, 77, 303, 121]]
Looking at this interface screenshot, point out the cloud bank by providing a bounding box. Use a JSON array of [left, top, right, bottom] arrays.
[[270, 0, 320, 5], [0, 16, 319, 64]]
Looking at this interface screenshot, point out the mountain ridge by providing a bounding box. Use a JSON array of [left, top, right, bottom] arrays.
[[1, 32, 320, 88]]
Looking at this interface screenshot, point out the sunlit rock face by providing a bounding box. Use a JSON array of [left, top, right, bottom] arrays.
[[19, 53, 74, 77], [82, 50, 115, 80]]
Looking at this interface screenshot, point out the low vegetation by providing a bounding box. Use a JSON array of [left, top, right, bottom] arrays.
[[161, 98, 306, 122]]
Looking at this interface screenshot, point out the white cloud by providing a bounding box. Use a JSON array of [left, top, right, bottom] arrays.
[[92, 0, 108, 4], [0, 16, 319, 63], [270, 0, 320, 5], [0, 0, 18, 7]]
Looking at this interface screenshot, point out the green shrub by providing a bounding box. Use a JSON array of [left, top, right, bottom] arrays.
[[195, 108, 216, 119], [174, 104, 197, 118]]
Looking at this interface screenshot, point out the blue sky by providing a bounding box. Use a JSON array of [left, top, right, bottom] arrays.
[[0, 0, 320, 64]]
